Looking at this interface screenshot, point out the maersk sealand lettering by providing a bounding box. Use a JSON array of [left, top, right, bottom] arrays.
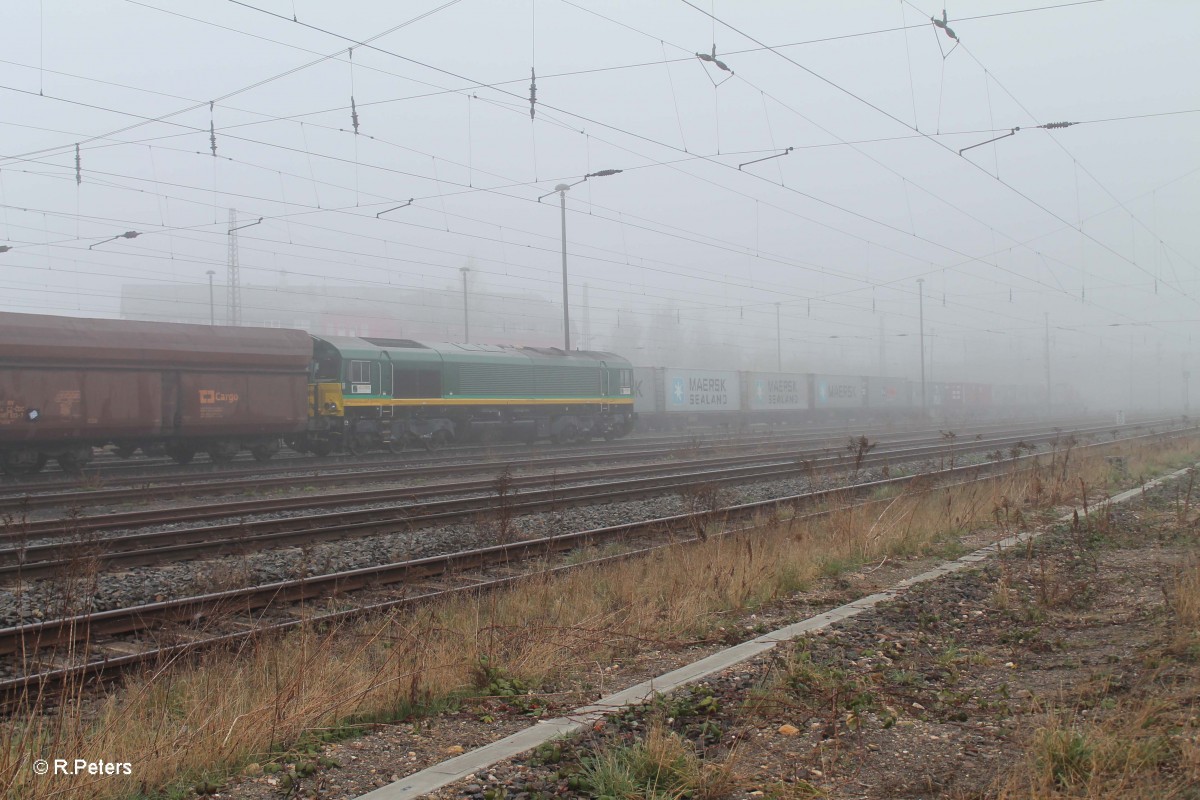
[[828, 384, 858, 398], [689, 392, 728, 405], [688, 377, 727, 392]]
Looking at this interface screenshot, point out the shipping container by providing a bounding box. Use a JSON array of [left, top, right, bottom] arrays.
[[926, 382, 947, 407], [866, 377, 911, 409], [812, 374, 867, 409], [746, 372, 808, 411], [632, 367, 661, 414], [662, 369, 741, 412], [963, 382, 993, 407]]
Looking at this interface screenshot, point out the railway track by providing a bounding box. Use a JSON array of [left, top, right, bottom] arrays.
[[0, 415, 1142, 499], [0, 420, 1167, 580], [0, 416, 1159, 513], [1, 423, 882, 484], [0, 424, 1189, 704]]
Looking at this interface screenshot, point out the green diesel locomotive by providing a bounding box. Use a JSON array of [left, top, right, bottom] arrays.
[[294, 336, 635, 454]]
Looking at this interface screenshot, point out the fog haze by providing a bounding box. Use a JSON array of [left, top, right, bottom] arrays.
[[2, 0, 1198, 411]]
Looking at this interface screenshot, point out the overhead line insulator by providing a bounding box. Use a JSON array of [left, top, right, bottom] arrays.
[[529, 68, 537, 120]]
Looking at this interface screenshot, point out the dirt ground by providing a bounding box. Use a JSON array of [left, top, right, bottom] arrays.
[[219, 474, 1200, 800]]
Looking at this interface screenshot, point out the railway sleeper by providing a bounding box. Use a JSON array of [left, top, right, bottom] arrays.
[[91, 639, 158, 657]]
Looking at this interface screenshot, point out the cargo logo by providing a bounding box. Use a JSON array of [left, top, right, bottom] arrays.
[[670, 377, 685, 405], [681, 376, 727, 406], [818, 381, 858, 405], [199, 390, 240, 405], [199, 389, 240, 419], [756, 378, 800, 406]]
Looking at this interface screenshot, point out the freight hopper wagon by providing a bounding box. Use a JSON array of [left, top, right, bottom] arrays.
[[0, 312, 311, 474], [297, 336, 635, 454]]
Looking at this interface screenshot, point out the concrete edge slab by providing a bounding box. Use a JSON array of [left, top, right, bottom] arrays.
[[356, 463, 1197, 800]]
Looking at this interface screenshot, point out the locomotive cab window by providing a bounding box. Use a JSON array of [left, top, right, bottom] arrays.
[[619, 369, 632, 396], [348, 360, 374, 394], [312, 353, 340, 381]]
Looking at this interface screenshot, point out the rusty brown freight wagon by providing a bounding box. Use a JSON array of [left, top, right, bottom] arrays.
[[0, 312, 312, 474]]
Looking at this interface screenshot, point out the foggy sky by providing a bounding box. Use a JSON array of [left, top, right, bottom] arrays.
[[1, 1, 1198, 409]]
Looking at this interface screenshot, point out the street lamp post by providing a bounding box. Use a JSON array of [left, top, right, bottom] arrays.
[[917, 278, 926, 412], [460, 266, 470, 341], [557, 184, 571, 350], [775, 302, 782, 371], [1044, 312, 1052, 413], [205, 270, 216, 326], [538, 169, 623, 351]]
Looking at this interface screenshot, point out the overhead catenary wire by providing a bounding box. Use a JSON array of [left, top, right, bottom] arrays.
[[676, 0, 1200, 327], [4, 0, 1190, 362]]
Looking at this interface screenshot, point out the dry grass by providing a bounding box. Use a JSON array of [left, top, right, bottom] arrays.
[[994, 469, 1200, 800], [578, 719, 738, 800], [2, 435, 1198, 799], [996, 704, 1196, 800], [996, 673, 1200, 800], [1168, 555, 1200, 657]]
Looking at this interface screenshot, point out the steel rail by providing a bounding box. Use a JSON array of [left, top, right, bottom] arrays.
[[0, 417, 1155, 522], [0, 426, 1188, 703], [0, 416, 1142, 509], [1, 422, 899, 486], [0, 422, 1166, 580], [0, 425, 1188, 660]]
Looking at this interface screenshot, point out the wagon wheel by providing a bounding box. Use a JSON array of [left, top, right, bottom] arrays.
[[386, 438, 407, 455], [114, 444, 138, 459], [309, 439, 334, 457], [165, 445, 195, 466], [207, 448, 237, 464], [348, 435, 372, 456], [1, 453, 48, 477], [424, 430, 451, 452], [250, 445, 276, 462], [554, 424, 579, 445], [55, 449, 93, 474]]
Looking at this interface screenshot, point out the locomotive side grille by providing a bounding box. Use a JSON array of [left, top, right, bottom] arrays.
[[457, 364, 533, 395], [534, 366, 600, 397]]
